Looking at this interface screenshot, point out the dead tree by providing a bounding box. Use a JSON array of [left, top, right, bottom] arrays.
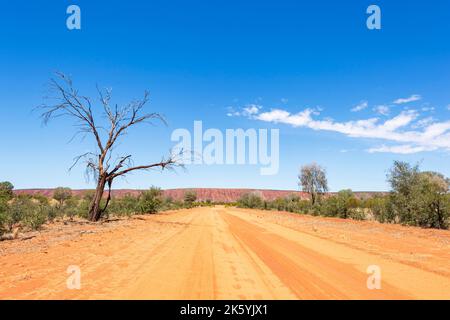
[[39, 72, 182, 221]]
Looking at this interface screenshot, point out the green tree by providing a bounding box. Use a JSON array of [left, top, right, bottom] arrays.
[[0, 181, 14, 201], [299, 163, 328, 205], [414, 172, 449, 229], [387, 161, 449, 229], [387, 161, 421, 225], [335, 189, 358, 219], [53, 187, 72, 208]]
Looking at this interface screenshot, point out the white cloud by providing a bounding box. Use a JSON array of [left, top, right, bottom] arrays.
[[256, 108, 314, 127], [393, 94, 422, 105], [373, 105, 390, 116], [226, 108, 240, 117], [351, 101, 368, 112], [412, 117, 434, 129], [236, 104, 450, 154], [243, 104, 261, 115], [421, 106, 435, 112], [227, 104, 261, 117], [368, 145, 438, 154]]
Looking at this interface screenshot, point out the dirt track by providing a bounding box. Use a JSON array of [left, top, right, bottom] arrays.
[[1, 206, 450, 300]]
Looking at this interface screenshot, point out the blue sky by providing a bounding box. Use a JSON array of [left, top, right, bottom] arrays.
[[0, 0, 449, 191]]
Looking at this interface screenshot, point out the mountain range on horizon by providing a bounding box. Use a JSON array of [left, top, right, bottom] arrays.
[[14, 188, 387, 203]]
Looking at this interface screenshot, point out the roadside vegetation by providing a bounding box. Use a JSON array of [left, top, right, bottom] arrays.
[[1, 160, 449, 240], [0, 187, 208, 239], [236, 161, 450, 230]]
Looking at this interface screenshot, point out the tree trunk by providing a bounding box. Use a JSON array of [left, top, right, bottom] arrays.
[[311, 192, 316, 206], [436, 200, 444, 229], [88, 175, 107, 222]]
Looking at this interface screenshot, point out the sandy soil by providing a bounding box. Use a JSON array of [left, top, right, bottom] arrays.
[[1, 206, 450, 300]]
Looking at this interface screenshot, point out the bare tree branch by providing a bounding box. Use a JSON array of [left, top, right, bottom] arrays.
[[39, 72, 182, 221]]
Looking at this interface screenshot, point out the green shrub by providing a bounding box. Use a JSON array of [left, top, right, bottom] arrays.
[[338, 190, 359, 218], [348, 208, 366, 221], [23, 204, 50, 230], [62, 197, 81, 220], [139, 187, 163, 214], [76, 198, 91, 219], [296, 200, 313, 214], [366, 196, 394, 223], [4, 197, 30, 230], [284, 195, 305, 213], [5, 197, 51, 231], [108, 194, 139, 216], [317, 196, 339, 217], [316, 190, 361, 219], [158, 196, 183, 211], [183, 190, 197, 208], [0, 199, 8, 235], [32, 194, 50, 205], [224, 202, 238, 208], [237, 192, 264, 209], [81, 190, 95, 202], [53, 187, 72, 207]]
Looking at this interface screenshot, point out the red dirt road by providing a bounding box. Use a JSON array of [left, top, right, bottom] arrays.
[[1, 207, 450, 299]]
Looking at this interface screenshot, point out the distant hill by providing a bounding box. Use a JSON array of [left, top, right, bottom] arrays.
[[14, 188, 386, 203]]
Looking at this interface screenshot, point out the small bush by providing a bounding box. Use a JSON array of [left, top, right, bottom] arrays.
[[4, 197, 30, 231], [0, 200, 8, 235], [82, 190, 95, 201], [237, 192, 264, 209], [23, 205, 49, 230], [76, 198, 91, 219], [348, 208, 366, 221], [366, 196, 394, 223], [53, 187, 72, 208], [5, 197, 51, 231], [62, 197, 81, 220], [108, 194, 139, 216], [316, 190, 362, 219], [183, 190, 197, 208], [139, 187, 163, 214], [32, 194, 50, 205]]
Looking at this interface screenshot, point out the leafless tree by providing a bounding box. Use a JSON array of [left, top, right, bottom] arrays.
[[39, 72, 182, 221]]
